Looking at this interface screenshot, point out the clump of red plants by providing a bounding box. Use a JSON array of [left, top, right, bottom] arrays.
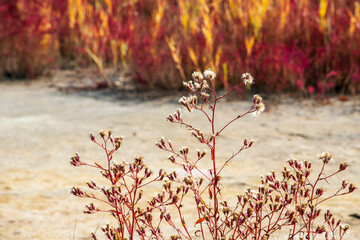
[[71, 70, 356, 239], [1, 1, 360, 94]]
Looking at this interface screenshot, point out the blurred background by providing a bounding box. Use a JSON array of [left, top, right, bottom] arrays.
[[1, 0, 360, 94]]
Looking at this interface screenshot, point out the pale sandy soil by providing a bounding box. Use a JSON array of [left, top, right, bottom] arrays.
[[0, 78, 359, 240]]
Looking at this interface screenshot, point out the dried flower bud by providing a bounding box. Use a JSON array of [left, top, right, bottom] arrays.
[[70, 153, 83, 166], [100, 130, 107, 138], [71, 187, 85, 197], [246, 207, 254, 217], [339, 162, 349, 171], [134, 154, 144, 165], [222, 207, 230, 215], [168, 155, 176, 163], [84, 202, 97, 214], [180, 146, 189, 157], [287, 159, 294, 167], [190, 95, 197, 105], [262, 234, 269, 240], [341, 224, 350, 233], [172, 171, 177, 179], [342, 179, 348, 189], [336, 219, 342, 228], [315, 187, 324, 197], [165, 213, 171, 222], [201, 92, 210, 102], [167, 115, 174, 122], [170, 235, 181, 240], [156, 137, 166, 149], [183, 81, 196, 92], [90, 133, 95, 142], [114, 136, 124, 150], [184, 176, 194, 185], [172, 195, 179, 203], [315, 225, 326, 234], [325, 209, 333, 221], [319, 152, 332, 164], [348, 183, 356, 193], [87, 180, 97, 189], [174, 108, 182, 121], [179, 96, 190, 112]]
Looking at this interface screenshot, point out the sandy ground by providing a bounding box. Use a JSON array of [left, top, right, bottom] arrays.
[[0, 78, 359, 240]]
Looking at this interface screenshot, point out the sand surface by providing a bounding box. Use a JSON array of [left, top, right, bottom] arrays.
[[0, 78, 359, 240]]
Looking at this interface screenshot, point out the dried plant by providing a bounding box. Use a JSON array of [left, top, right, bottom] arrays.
[[71, 70, 356, 239]]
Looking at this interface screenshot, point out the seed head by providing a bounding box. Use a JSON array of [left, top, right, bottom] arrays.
[[179, 95, 197, 112], [183, 81, 196, 92], [253, 95, 265, 116], [242, 73, 254, 89], [192, 71, 204, 82], [203, 68, 216, 80]]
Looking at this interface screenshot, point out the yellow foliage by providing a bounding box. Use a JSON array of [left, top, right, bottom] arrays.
[[68, 0, 85, 28], [85, 47, 110, 85], [214, 47, 222, 68], [99, 9, 109, 38], [222, 62, 229, 88], [356, 1, 360, 19], [188, 47, 199, 68], [166, 37, 186, 80], [245, 36, 255, 57], [347, 2, 360, 37], [117, 40, 129, 66], [279, 0, 290, 30], [104, 0, 113, 12], [68, 0, 76, 27], [199, 0, 214, 63], [178, 0, 189, 31], [110, 40, 118, 66], [237, 6, 247, 28], [319, 0, 328, 32], [228, 0, 237, 18], [152, 0, 164, 39]]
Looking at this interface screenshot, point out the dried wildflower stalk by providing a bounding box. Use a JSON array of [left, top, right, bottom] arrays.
[[71, 70, 355, 240]]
